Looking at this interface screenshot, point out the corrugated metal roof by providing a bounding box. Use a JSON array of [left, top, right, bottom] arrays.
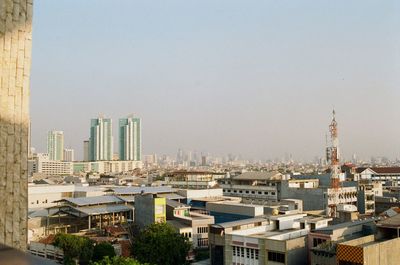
[[71, 204, 133, 216], [117, 196, 136, 202], [109, 186, 174, 195], [166, 199, 189, 208], [62, 195, 123, 206], [157, 193, 185, 200]]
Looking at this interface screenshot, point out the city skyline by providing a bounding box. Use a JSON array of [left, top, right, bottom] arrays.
[[30, 1, 400, 161]]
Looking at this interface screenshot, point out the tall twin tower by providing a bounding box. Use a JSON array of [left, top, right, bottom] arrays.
[[87, 116, 141, 161]]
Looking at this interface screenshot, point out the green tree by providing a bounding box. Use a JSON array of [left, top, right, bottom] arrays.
[[53, 233, 94, 265], [132, 223, 191, 265], [92, 242, 116, 261], [90, 256, 147, 265]]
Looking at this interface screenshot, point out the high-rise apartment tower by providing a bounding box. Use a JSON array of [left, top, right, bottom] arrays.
[[89, 117, 113, 161], [47, 131, 64, 161], [119, 116, 141, 161]]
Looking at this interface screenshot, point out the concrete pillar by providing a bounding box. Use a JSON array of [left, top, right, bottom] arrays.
[[0, 0, 33, 251]]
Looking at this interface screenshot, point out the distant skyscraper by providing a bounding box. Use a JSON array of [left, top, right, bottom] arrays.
[[119, 116, 141, 161], [83, 140, 89, 161], [89, 117, 113, 161], [47, 130, 64, 161], [63, 148, 74, 162]]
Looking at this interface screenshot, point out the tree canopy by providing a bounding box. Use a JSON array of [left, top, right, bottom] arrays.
[[92, 242, 116, 262], [132, 223, 191, 265], [53, 233, 94, 265], [90, 256, 147, 265]]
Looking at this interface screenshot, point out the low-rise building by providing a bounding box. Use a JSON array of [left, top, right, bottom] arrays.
[[219, 171, 285, 202], [134, 194, 166, 229], [164, 171, 226, 189], [166, 199, 215, 248]]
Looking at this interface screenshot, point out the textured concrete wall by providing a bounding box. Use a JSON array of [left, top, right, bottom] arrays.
[[0, 0, 33, 250]]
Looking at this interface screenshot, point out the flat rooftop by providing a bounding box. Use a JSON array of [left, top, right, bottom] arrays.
[[212, 216, 269, 228], [314, 219, 374, 234]]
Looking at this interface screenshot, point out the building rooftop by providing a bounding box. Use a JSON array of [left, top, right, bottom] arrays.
[[212, 216, 268, 228], [314, 219, 374, 234], [157, 193, 185, 200], [106, 186, 174, 195], [233, 171, 282, 181], [166, 199, 189, 208], [167, 220, 192, 230], [67, 204, 134, 217], [57, 195, 123, 207], [377, 213, 400, 228], [357, 167, 400, 174]]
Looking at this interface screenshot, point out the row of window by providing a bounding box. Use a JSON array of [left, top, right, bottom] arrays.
[[31, 199, 48, 205], [232, 246, 259, 260], [197, 226, 208, 234], [197, 238, 208, 247], [223, 189, 276, 196], [182, 232, 191, 238], [268, 251, 285, 263]]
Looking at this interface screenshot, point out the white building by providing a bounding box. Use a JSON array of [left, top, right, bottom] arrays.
[[29, 153, 73, 177], [63, 148, 74, 162]]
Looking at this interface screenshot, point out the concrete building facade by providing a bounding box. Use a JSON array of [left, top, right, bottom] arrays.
[[89, 117, 113, 161], [47, 130, 64, 161], [119, 116, 141, 161], [0, 0, 33, 250]]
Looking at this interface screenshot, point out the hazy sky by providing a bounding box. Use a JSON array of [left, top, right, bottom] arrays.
[[30, 0, 400, 161]]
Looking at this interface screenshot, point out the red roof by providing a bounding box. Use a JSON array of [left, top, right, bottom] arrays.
[[371, 167, 400, 174], [38, 234, 56, 245], [105, 225, 128, 236], [356, 167, 400, 174]]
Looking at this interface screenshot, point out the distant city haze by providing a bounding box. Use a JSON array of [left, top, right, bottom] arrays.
[[30, 0, 400, 161]]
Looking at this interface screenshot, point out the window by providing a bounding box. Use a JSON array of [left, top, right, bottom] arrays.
[[245, 190, 249, 194], [268, 251, 285, 263], [233, 190, 237, 193], [233, 246, 237, 256], [246, 248, 250, 258], [197, 227, 208, 234], [197, 238, 208, 247], [240, 247, 244, 257], [272, 192, 276, 195], [233, 225, 241, 231], [223, 189, 226, 192], [264, 191, 268, 195], [251, 191, 255, 194], [250, 248, 254, 259], [255, 249, 259, 260], [258, 191, 262, 194], [313, 238, 326, 247]]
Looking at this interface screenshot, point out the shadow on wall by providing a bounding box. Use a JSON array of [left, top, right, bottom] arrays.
[[0, 243, 57, 265], [0, 0, 33, 251]]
